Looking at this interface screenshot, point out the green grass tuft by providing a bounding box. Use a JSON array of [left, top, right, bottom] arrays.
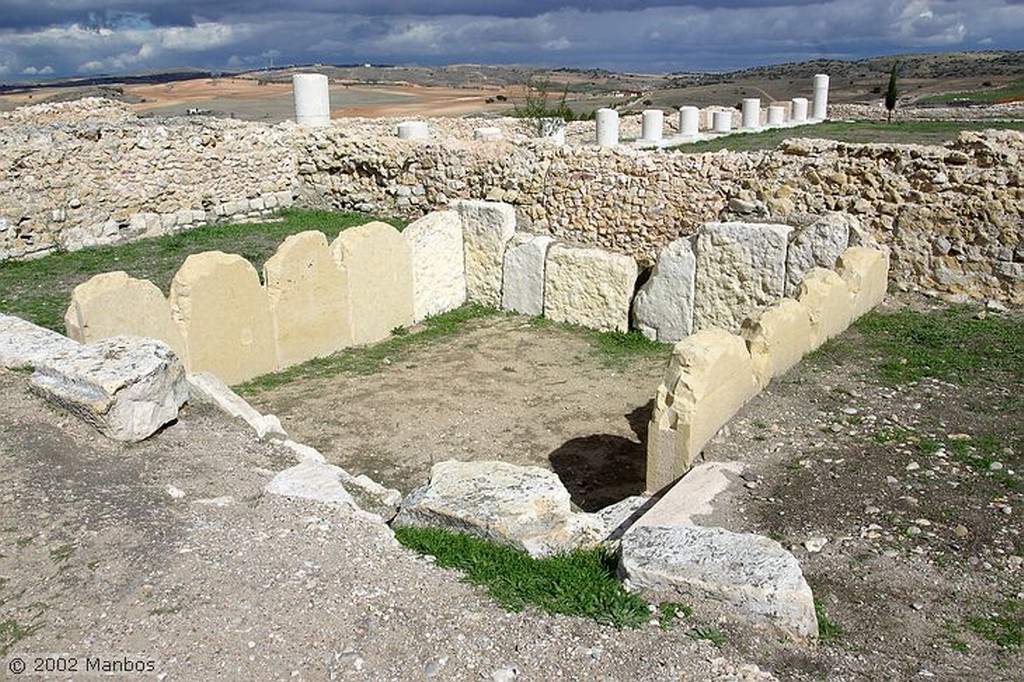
[[393, 526, 651, 628], [0, 618, 44, 657], [966, 599, 1022, 651], [815, 598, 844, 643]]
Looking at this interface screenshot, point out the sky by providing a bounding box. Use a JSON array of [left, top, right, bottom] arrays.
[[1, 0, 1022, 80]]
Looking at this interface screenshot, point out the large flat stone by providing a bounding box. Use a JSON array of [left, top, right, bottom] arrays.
[[620, 524, 818, 640], [64, 271, 188, 364], [785, 213, 852, 297], [501, 233, 554, 317], [693, 222, 791, 333], [331, 221, 414, 344], [186, 372, 287, 441], [0, 314, 82, 369], [454, 200, 516, 308], [266, 460, 402, 521], [632, 236, 697, 343], [169, 251, 277, 385], [264, 230, 353, 368], [30, 336, 188, 442], [630, 461, 745, 529], [543, 244, 637, 332], [741, 298, 815, 389], [392, 460, 605, 558], [404, 210, 467, 322]]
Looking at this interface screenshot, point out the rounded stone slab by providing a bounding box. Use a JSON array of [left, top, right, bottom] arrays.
[[619, 524, 818, 640]]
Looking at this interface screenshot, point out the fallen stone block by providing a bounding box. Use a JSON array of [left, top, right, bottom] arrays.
[[619, 524, 818, 640], [0, 314, 82, 370], [64, 271, 188, 364], [454, 200, 516, 308], [30, 336, 188, 442], [543, 244, 637, 332], [404, 210, 466, 321], [266, 460, 402, 521], [741, 298, 815, 389], [632, 236, 697, 343], [785, 213, 853, 297], [693, 222, 791, 333], [797, 268, 855, 350], [501, 233, 554, 317], [393, 460, 605, 558], [185, 372, 287, 441], [646, 329, 758, 493], [595, 495, 653, 542], [630, 461, 745, 529], [836, 247, 890, 319]]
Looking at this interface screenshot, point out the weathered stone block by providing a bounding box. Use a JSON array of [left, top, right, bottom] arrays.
[[331, 222, 414, 344], [169, 251, 277, 385], [404, 211, 466, 322], [454, 200, 516, 307], [646, 329, 758, 493], [630, 461, 745, 529], [185, 372, 288, 441], [263, 231, 352, 368], [797, 268, 855, 350], [836, 247, 890, 319], [393, 460, 606, 558], [64, 271, 188, 365], [693, 222, 791, 333], [266, 460, 402, 521], [785, 213, 852, 296], [0, 313, 84, 370], [30, 336, 188, 442], [620, 524, 818, 640], [632, 236, 697, 343], [501, 233, 554, 316], [543, 244, 637, 332], [741, 298, 815, 389]]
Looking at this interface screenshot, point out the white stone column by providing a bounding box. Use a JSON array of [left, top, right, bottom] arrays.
[[704, 108, 716, 130], [741, 98, 761, 130], [641, 109, 664, 142], [812, 74, 830, 120], [397, 121, 429, 140], [712, 111, 732, 133], [596, 108, 619, 148], [767, 105, 786, 126], [292, 74, 331, 127], [678, 106, 699, 137], [791, 97, 809, 123]]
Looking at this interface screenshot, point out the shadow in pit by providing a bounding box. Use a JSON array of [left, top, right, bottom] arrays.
[[548, 401, 652, 513]]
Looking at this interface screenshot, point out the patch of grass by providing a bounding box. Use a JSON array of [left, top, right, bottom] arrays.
[[587, 330, 669, 369], [237, 304, 500, 392], [15, 535, 33, 548], [942, 620, 971, 654], [148, 605, 182, 616], [393, 526, 651, 628], [658, 601, 692, 630], [0, 618, 44, 657], [815, 598, 844, 643], [0, 209, 404, 333], [690, 626, 726, 646], [854, 307, 1024, 386], [966, 599, 1022, 651], [671, 120, 1024, 153], [918, 78, 1024, 105], [48, 543, 75, 566], [949, 434, 1022, 492]]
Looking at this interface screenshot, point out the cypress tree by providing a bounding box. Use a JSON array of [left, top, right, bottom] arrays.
[[885, 61, 899, 123]]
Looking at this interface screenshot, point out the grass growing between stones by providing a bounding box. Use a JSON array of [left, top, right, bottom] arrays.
[[393, 526, 652, 628], [0, 209, 405, 334], [965, 598, 1023, 651], [670, 120, 1024, 153], [814, 598, 844, 643]]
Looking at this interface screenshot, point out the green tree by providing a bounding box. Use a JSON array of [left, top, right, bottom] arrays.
[[885, 61, 899, 123]]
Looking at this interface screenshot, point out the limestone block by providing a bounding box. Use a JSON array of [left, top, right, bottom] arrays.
[[266, 460, 402, 521], [169, 251, 277, 385], [632, 237, 697, 343], [693, 222, 791, 333], [797, 268, 855, 350], [619, 524, 818, 640], [64, 271, 188, 364], [646, 329, 758, 493], [454, 200, 516, 308], [501, 233, 554, 317], [836, 247, 890, 319], [0, 313, 83, 370], [330, 222, 414, 344], [185, 372, 288, 441], [263, 231, 352, 368], [543, 244, 638, 332], [630, 461, 746, 530], [404, 211, 466, 322], [30, 336, 188, 442], [741, 298, 815, 388], [393, 460, 606, 558], [785, 213, 853, 296]]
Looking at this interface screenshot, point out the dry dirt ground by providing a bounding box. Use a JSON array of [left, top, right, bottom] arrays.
[[2, 293, 1021, 681]]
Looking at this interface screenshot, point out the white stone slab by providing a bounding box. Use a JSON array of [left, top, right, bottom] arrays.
[[544, 244, 637, 332], [404, 210, 467, 321], [785, 213, 853, 297], [501, 233, 554, 316], [632, 236, 697, 343], [454, 200, 516, 308]]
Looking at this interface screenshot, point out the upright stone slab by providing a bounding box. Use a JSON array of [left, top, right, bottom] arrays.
[[330, 221, 414, 344], [544, 244, 637, 333], [620, 524, 818, 640], [785, 213, 853, 296], [64, 271, 188, 364], [263, 231, 352, 368], [404, 211, 466, 322], [169, 251, 277, 385], [501, 233, 554, 316], [741, 298, 815, 389], [692, 222, 791, 333], [836, 247, 890, 319], [647, 329, 758, 493], [797, 268, 855, 350], [632, 237, 697, 343], [454, 200, 516, 308]]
